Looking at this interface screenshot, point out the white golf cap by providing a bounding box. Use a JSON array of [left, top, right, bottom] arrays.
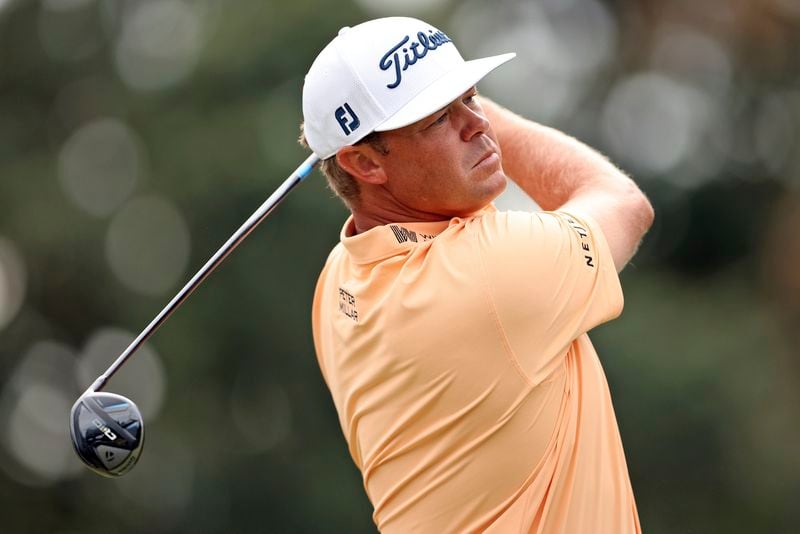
[[302, 17, 515, 159]]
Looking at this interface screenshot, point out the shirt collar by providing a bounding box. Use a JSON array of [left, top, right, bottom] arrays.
[[339, 205, 496, 264]]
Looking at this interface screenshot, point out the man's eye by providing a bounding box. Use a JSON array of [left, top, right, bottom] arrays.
[[431, 112, 448, 126], [464, 95, 475, 105]]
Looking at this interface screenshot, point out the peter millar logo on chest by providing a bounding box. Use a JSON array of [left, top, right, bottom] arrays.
[[338, 287, 358, 322], [379, 29, 453, 89]]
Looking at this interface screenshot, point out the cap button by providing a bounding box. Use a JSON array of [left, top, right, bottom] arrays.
[[337, 26, 351, 36]]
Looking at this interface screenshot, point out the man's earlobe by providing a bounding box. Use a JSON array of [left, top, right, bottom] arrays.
[[337, 146, 387, 185]]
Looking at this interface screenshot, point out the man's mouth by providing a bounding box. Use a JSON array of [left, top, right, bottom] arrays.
[[473, 151, 498, 169]]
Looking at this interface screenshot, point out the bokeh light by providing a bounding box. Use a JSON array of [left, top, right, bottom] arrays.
[[57, 118, 143, 218], [0, 0, 14, 17], [6, 385, 79, 480], [0, 341, 82, 485], [76, 327, 166, 420], [0, 237, 26, 332], [602, 72, 712, 178], [112, 0, 205, 92], [105, 195, 190, 297], [649, 25, 733, 98], [456, 0, 616, 123]]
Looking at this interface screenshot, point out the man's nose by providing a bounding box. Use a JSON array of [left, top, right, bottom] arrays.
[[459, 105, 490, 142]]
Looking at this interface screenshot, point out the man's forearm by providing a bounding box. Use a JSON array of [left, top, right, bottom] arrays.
[[481, 97, 634, 211]]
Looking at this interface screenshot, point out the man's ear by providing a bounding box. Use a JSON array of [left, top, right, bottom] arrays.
[[336, 145, 387, 185]]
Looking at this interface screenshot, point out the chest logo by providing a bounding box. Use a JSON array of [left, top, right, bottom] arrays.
[[338, 288, 358, 322]]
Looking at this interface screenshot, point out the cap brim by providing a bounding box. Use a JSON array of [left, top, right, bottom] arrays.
[[374, 52, 516, 132]]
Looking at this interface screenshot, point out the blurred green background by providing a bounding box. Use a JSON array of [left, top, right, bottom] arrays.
[[1, 0, 798, 532]]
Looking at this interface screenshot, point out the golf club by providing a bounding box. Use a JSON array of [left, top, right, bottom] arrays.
[[69, 154, 320, 477]]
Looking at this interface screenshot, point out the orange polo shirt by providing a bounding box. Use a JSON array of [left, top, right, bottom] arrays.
[[311, 206, 640, 533]]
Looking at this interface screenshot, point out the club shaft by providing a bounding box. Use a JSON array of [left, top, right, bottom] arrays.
[[86, 154, 320, 395]]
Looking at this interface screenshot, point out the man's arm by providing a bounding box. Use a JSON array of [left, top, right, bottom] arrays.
[[480, 97, 655, 272]]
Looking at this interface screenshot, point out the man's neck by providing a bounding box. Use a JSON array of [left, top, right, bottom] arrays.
[[351, 210, 443, 235], [350, 205, 489, 235]]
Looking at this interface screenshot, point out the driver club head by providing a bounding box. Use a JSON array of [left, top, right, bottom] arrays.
[[69, 392, 145, 477]]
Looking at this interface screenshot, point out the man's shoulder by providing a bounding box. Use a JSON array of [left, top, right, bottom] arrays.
[[465, 209, 549, 239], [317, 242, 346, 278], [468, 208, 590, 235]]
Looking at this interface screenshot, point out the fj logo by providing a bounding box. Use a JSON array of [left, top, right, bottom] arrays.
[[335, 103, 360, 135]]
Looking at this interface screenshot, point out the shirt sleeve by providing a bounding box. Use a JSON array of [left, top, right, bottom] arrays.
[[470, 209, 624, 384]]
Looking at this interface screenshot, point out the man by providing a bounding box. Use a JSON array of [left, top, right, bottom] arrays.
[[302, 16, 653, 533]]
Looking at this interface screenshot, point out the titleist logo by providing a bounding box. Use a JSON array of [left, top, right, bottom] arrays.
[[379, 30, 453, 89]]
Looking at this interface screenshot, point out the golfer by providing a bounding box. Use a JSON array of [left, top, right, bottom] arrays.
[[303, 17, 653, 533]]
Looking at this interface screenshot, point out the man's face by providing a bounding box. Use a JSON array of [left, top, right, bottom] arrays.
[[373, 88, 507, 218]]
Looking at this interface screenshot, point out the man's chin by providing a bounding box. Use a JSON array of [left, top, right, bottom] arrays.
[[486, 170, 509, 199]]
